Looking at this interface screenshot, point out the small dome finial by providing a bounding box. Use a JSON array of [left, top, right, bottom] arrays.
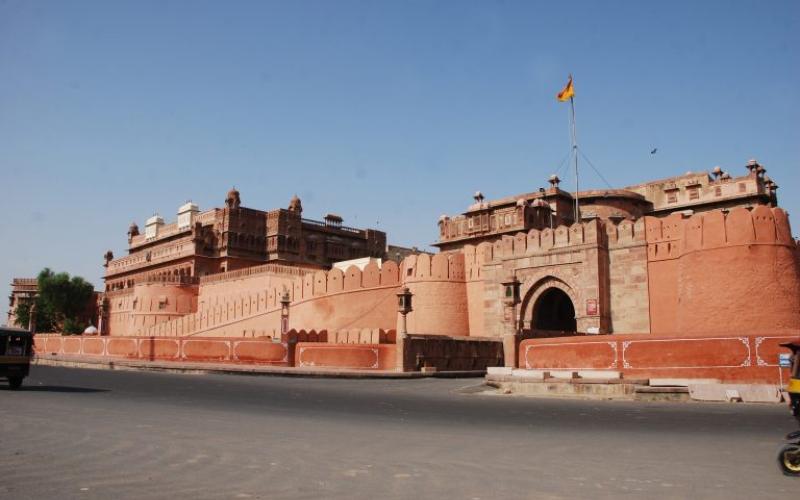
[[288, 194, 303, 213], [225, 187, 241, 209]]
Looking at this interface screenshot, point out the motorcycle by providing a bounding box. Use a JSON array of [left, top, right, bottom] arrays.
[[778, 430, 800, 476], [778, 342, 800, 476]]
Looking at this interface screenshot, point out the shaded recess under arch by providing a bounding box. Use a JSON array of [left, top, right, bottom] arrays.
[[530, 287, 577, 335]]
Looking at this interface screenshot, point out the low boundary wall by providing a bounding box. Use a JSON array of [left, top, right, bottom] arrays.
[[34, 332, 504, 373], [518, 332, 800, 383], [402, 334, 504, 372], [293, 335, 506, 372], [35, 334, 290, 365], [295, 343, 397, 370]]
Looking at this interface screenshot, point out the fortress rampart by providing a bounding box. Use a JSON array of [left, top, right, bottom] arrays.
[[400, 253, 469, 336], [112, 252, 495, 339], [103, 205, 800, 350], [646, 206, 800, 335], [127, 260, 401, 338]]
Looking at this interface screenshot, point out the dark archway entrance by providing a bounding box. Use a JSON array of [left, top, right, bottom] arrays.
[[532, 288, 577, 333]]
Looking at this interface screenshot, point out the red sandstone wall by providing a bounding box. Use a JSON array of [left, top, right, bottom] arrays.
[[646, 207, 800, 336], [292, 285, 398, 332], [605, 219, 651, 333], [480, 220, 610, 336], [294, 342, 397, 370], [518, 332, 800, 384], [137, 260, 401, 338], [106, 284, 198, 336], [34, 331, 502, 373], [463, 243, 492, 337], [327, 328, 396, 344], [34, 334, 290, 365], [401, 253, 470, 336]]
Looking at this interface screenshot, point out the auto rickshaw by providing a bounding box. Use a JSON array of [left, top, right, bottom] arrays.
[[0, 327, 33, 390], [777, 341, 800, 476]]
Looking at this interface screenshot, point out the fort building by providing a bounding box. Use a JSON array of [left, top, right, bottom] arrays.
[[7, 278, 38, 327], [99, 189, 420, 336], [432, 159, 785, 339], [103, 189, 389, 293], [435, 159, 775, 253], [18, 159, 800, 382]]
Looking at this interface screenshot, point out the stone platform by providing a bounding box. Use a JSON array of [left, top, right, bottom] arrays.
[[486, 367, 785, 403]]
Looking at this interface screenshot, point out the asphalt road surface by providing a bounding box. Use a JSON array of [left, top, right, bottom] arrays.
[[1, 366, 798, 499]]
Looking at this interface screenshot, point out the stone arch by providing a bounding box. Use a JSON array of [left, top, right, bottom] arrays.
[[532, 288, 576, 333], [519, 276, 579, 336]]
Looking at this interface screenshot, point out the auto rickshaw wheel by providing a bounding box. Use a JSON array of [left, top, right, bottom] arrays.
[[777, 445, 800, 476], [8, 376, 23, 390]]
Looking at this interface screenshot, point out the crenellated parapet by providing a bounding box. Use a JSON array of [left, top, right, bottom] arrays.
[[605, 218, 647, 247], [199, 262, 310, 284], [460, 219, 606, 268], [463, 243, 495, 281], [297, 260, 400, 300], [400, 253, 466, 284], [645, 206, 796, 262]]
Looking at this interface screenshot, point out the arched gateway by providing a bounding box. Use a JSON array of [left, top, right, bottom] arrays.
[[532, 288, 576, 333], [520, 278, 578, 336]]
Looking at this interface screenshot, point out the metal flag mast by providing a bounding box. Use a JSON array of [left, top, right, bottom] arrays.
[[557, 74, 580, 224], [570, 94, 580, 224]]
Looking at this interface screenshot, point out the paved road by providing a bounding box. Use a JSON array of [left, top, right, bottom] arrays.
[[1, 366, 797, 499]]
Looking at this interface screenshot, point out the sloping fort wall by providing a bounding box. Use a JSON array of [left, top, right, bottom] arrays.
[[134, 260, 402, 338]]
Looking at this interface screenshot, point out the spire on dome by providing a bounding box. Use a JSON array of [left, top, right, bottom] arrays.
[[225, 187, 241, 209], [288, 194, 302, 214]]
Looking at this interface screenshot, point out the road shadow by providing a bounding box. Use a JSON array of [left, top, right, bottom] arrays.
[[3, 385, 109, 393]]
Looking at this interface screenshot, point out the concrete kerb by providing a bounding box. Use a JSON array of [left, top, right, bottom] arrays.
[[484, 372, 786, 403], [32, 354, 486, 380]]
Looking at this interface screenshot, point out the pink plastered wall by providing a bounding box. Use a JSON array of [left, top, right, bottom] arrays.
[[646, 206, 800, 336], [140, 260, 402, 338], [400, 253, 470, 336], [518, 332, 800, 384], [106, 283, 198, 336]]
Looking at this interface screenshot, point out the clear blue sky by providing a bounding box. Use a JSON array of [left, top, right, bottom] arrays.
[[1, 0, 797, 322]]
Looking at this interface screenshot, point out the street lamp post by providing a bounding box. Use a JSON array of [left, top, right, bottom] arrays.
[[280, 289, 291, 336], [501, 275, 521, 369], [27, 302, 37, 335], [397, 287, 413, 335], [502, 275, 521, 326]]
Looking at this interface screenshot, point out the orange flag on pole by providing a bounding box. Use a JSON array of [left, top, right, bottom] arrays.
[[557, 75, 574, 102]]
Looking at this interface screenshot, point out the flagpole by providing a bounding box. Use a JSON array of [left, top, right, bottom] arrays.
[[570, 95, 580, 223]]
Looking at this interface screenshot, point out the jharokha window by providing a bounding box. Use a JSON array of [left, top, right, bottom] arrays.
[[666, 190, 678, 204], [688, 187, 700, 200]]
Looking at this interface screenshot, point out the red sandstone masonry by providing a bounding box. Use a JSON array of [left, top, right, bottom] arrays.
[[134, 252, 484, 339], [129, 261, 401, 338], [294, 343, 397, 370], [401, 253, 469, 336], [35, 334, 290, 365], [518, 332, 800, 384], [33, 331, 503, 373]]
